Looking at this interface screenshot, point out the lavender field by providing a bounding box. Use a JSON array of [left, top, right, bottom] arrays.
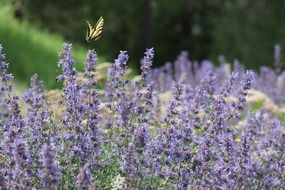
[[0, 43, 285, 189]]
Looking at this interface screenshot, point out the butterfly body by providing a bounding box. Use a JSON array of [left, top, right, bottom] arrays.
[[86, 16, 104, 42]]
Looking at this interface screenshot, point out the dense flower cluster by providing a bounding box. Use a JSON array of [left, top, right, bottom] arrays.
[[0, 43, 285, 189]]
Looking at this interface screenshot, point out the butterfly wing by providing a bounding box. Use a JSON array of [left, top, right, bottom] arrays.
[[86, 20, 94, 42], [90, 16, 104, 41]]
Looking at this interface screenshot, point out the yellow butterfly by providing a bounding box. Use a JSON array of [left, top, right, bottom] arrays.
[[86, 16, 104, 42]]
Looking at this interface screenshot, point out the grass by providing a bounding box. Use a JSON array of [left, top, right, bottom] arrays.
[[0, 5, 105, 88]]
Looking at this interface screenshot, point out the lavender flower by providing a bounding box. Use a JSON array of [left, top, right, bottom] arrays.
[[0, 44, 14, 85], [76, 163, 93, 190], [12, 138, 32, 189], [235, 70, 255, 111], [57, 44, 87, 161], [23, 74, 50, 149], [56, 43, 77, 82], [0, 44, 14, 121], [85, 50, 97, 73], [0, 45, 26, 188], [105, 51, 129, 129], [57, 44, 82, 128], [274, 44, 282, 68], [82, 49, 102, 166], [106, 51, 129, 95], [174, 51, 192, 83], [218, 54, 226, 64], [164, 82, 183, 125], [122, 143, 136, 183], [140, 47, 154, 79], [39, 142, 61, 189], [233, 58, 244, 72], [134, 123, 149, 151], [0, 43, 285, 189]]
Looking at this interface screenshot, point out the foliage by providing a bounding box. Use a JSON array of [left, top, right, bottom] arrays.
[[18, 0, 285, 68], [211, 0, 285, 69], [1, 43, 285, 189], [251, 100, 264, 114]]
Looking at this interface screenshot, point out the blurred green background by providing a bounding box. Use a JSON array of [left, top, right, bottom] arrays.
[[1, 0, 285, 88]]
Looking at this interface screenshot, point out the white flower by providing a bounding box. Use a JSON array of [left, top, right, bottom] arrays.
[[111, 174, 126, 190]]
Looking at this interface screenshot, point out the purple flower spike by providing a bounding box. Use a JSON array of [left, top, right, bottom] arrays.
[[85, 50, 97, 73], [274, 44, 282, 68], [12, 138, 32, 189], [39, 142, 61, 190], [76, 163, 93, 190], [141, 48, 154, 79]]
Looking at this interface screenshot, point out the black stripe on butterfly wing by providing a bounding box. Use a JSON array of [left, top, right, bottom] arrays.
[[90, 28, 101, 38], [95, 16, 104, 30], [86, 20, 93, 42], [91, 26, 103, 36], [91, 27, 103, 39], [90, 17, 104, 41], [94, 30, 104, 41]]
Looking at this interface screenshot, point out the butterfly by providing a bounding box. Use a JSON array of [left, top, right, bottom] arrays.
[[85, 16, 104, 42]]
